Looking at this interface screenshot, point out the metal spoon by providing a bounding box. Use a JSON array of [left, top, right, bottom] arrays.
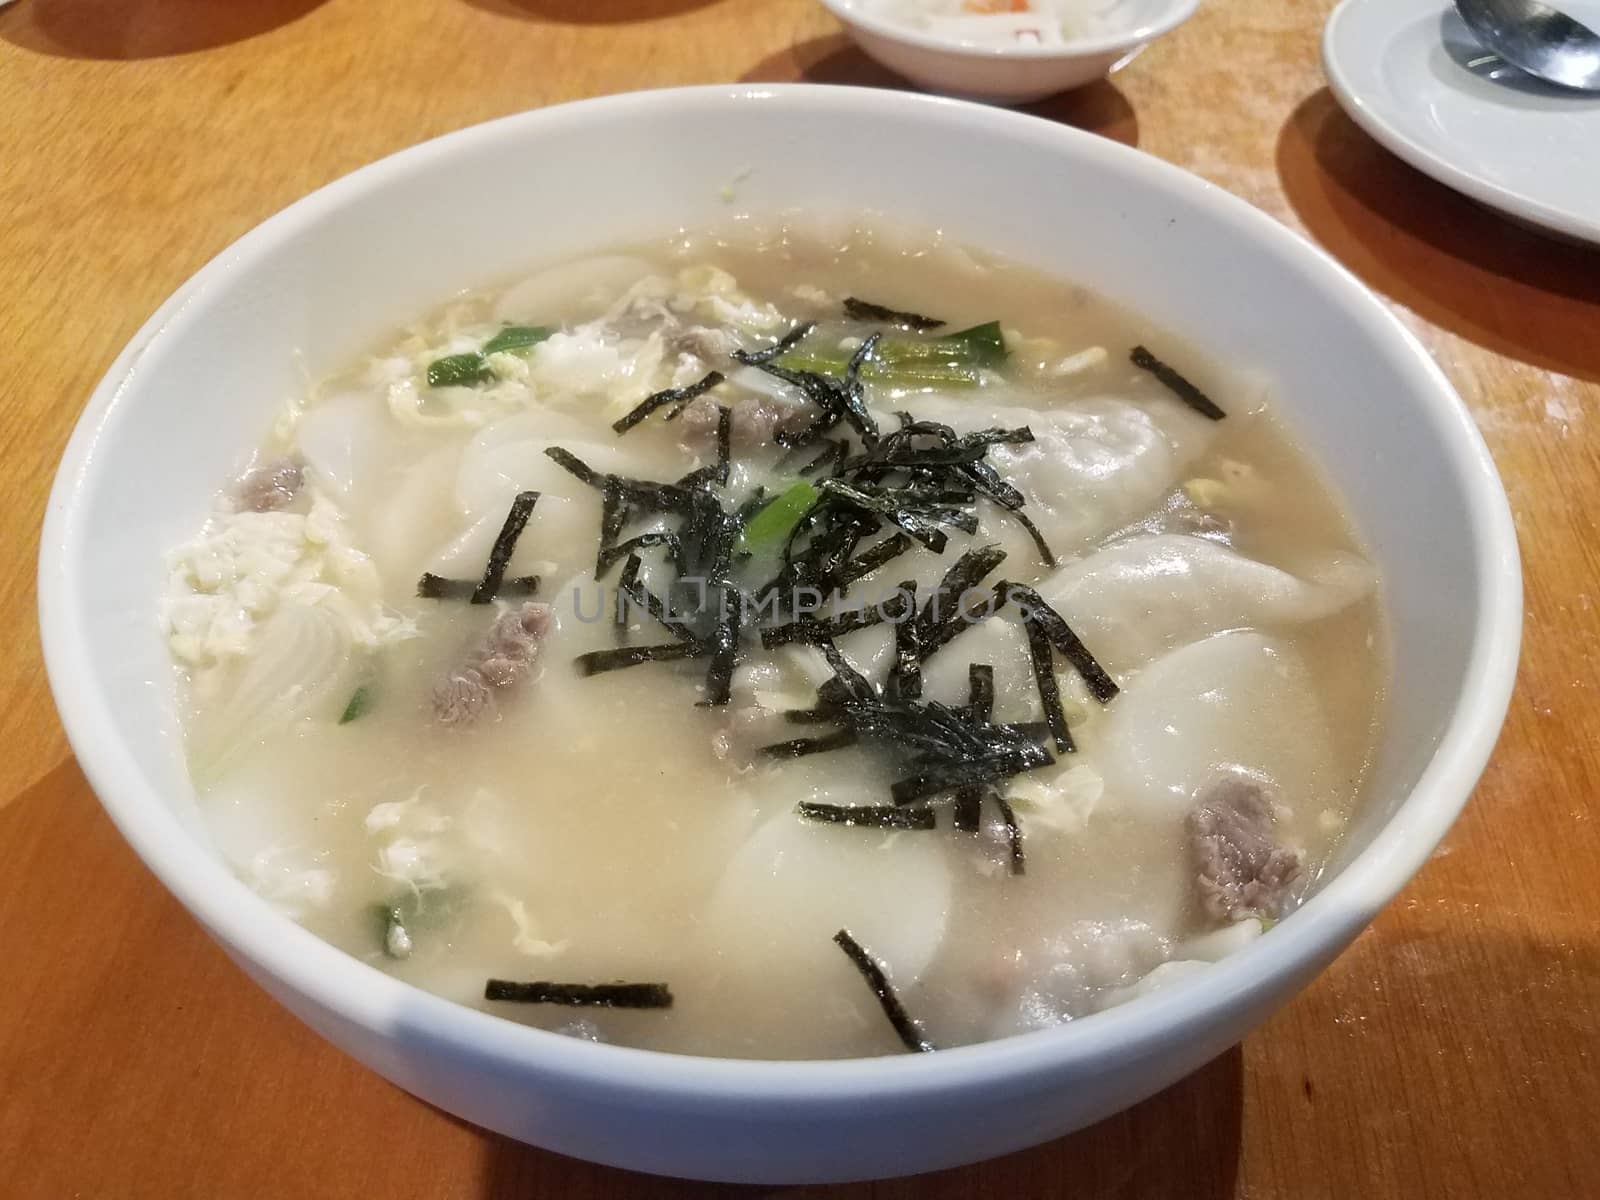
[[1455, 0, 1600, 91]]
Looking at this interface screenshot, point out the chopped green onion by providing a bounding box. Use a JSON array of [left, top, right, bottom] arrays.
[[776, 352, 980, 389], [895, 321, 1007, 366], [738, 480, 819, 554], [426, 352, 493, 388], [483, 324, 552, 355], [338, 685, 373, 725]]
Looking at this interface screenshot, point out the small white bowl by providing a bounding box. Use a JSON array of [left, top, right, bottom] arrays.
[[820, 0, 1200, 103], [41, 84, 1519, 1183]]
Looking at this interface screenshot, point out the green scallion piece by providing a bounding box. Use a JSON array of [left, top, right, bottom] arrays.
[[426, 352, 493, 388], [775, 352, 980, 389], [483, 324, 552, 356], [738, 480, 819, 554], [338, 685, 373, 725]]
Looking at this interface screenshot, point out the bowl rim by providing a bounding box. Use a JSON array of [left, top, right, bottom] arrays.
[[39, 83, 1521, 1104], [817, 0, 1201, 61]]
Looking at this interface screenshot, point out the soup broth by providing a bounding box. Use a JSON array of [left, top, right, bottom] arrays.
[[164, 226, 1388, 1059]]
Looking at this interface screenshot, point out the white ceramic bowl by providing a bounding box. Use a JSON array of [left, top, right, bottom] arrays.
[[820, 0, 1200, 103], [39, 84, 1520, 1184]]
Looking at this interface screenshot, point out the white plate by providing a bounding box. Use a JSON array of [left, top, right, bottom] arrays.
[[1324, 0, 1600, 245]]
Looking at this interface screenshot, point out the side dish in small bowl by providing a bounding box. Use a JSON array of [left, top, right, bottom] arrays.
[[821, 0, 1201, 103]]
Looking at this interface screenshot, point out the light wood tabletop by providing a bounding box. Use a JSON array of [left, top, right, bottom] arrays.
[[3, 0, 1596, 1195]]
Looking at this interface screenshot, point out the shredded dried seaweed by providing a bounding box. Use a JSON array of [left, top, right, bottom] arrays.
[[575, 641, 705, 676], [613, 370, 726, 433], [1130, 345, 1227, 421], [417, 573, 539, 600], [1001, 583, 1120, 703], [993, 791, 1026, 876], [832, 929, 936, 1053], [843, 297, 946, 331], [484, 980, 673, 1008], [731, 321, 816, 367], [761, 729, 861, 759], [1022, 615, 1074, 755], [472, 491, 540, 604], [798, 802, 935, 829]]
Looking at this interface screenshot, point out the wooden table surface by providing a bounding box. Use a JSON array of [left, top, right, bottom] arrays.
[[3, 0, 1597, 1195]]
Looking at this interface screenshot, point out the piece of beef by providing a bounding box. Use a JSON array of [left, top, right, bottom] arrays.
[[234, 457, 303, 512], [676, 392, 816, 452], [1187, 773, 1302, 922], [431, 602, 552, 727]]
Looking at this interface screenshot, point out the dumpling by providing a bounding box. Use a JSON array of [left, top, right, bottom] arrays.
[[913, 534, 1373, 717], [1095, 631, 1335, 821], [1041, 533, 1374, 676], [903, 393, 1219, 554]]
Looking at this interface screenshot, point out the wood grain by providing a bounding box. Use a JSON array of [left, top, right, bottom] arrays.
[[2, 1, 1596, 1195]]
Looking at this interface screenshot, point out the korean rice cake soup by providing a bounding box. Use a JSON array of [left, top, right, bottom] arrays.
[[163, 224, 1387, 1059]]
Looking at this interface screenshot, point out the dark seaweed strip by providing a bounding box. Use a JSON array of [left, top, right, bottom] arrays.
[[615, 554, 639, 634], [598, 531, 684, 575], [799, 440, 847, 477], [417, 572, 476, 599], [417, 573, 539, 600], [817, 478, 951, 553], [799, 803, 935, 830], [472, 491, 540, 604], [1008, 507, 1058, 568], [832, 930, 936, 1054], [731, 321, 816, 367], [993, 792, 1026, 876], [1002, 584, 1119, 703], [919, 584, 1006, 659], [761, 730, 860, 759], [947, 677, 1009, 822], [618, 555, 700, 644], [613, 370, 725, 433], [698, 591, 741, 708], [598, 480, 627, 577], [835, 532, 914, 589], [1130, 345, 1227, 421], [967, 664, 995, 724], [842, 297, 946, 332], [544, 447, 692, 511], [889, 754, 1044, 805], [1022, 615, 1074, 755], [953, 789, 983, 833], [846, 332, 881, 392], [484, 980, 672, 1008], [846, 443, 990, 472], [889, 581, 922, 702], [544, 445, 605, 487], [781, 707, 839, 725], [955, 426, 1035, 449], [759, 604, 896, 650], [753, 359, 879, 446], [956, 457, 1025, 511], [915, 545, 1008, 643], [575, 640, 704, 676], [673, 464, 722, 492], [714, 405, 732, 486], [812, 635, 877, 707]]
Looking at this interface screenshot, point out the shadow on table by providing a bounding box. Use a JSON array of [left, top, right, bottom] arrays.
[[1276, 88, 1600, 383], [0, 0, 327, 59], [740, 35, 1140, 147], [461, 0, 719, 23], [475, 1047, 1243, 1197]]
